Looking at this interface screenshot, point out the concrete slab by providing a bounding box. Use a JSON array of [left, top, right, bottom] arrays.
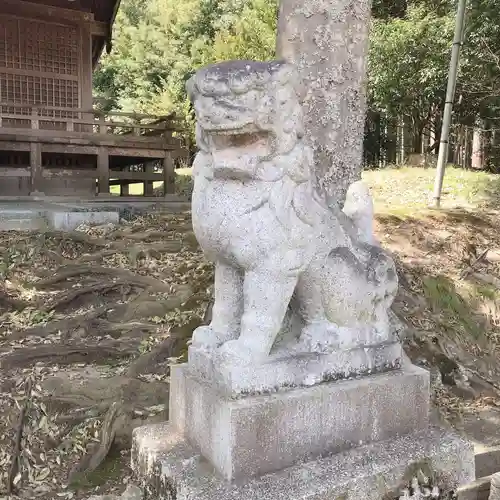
[[0, 198, 191, 231], [0, 205, 49, 231], [170, 363, 430, 480], [45, 210, 119, 231], [132, 423, 475, 500], [0, 216, 48, 232]]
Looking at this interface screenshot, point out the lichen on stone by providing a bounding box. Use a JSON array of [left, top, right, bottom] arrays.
[[381, 461, 458, 500]]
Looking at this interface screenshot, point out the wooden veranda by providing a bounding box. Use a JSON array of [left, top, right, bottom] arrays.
[[0, 0, 188, 199]]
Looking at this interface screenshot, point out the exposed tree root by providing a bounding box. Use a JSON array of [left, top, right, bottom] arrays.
[[7, 378, 32, 494], [39, 248, 67, 265], [41, 282, 130, 312], [127, 318, 204, 377], [75, 241, 182, 265], [168, 223, 194, 234], [68, 402, 123, 483], [0, 340, 139, 369], [119, 298, 186, 322], [8, 306, 111, 340], [89, 319, 159, 339], [50, 230, 109, 247], [34, 264, 172, 292], [109, 230, 166, 242], [0, 291, 28, 312], [77, 249, 117, 263], [0, 213, 204, 498]]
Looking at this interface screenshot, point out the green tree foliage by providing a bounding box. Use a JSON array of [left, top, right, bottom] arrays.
[[94, 0, 500, 148], [368, 4, 454, 142], [93, 0, 277, 128], [458, 0, 500, 121]]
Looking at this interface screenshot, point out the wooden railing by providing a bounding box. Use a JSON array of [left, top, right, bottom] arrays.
[[0, 102, 187, 198], [0, 102, 183, 146]]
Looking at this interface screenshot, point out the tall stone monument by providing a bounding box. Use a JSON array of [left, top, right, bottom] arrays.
[[276, 0, 371, 205], [132, 61, 474, 500]]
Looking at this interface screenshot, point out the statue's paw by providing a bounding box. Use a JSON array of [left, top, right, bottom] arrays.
[[217, 339, 264, 366], [191, 326, 235, 349]]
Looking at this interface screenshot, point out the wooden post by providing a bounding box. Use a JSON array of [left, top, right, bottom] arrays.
[[30, 142, 43, 195], [80, 23, 93, 111], [163, 153, 176, 196], [120, 182, 130, 197], [144, 161, 155, 196], [28, 107, 44, 194], [97, 147, 110, 196], [31, 107, 39, 131], [98, 115, 108, 135]]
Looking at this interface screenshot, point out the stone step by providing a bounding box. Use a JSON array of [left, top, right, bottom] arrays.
[[0, 212, 48, 231], [475, 446, 500, 479], [132, 424, 474, 500], [458, 475, 491, 500]]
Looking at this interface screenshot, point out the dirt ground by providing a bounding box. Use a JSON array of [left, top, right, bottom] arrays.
[[0, 211, 211, 499], [378, 207, 500, 449], [2, 179, 500, 498]]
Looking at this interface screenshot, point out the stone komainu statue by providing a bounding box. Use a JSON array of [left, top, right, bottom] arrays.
[[187, 60, 398, 364]]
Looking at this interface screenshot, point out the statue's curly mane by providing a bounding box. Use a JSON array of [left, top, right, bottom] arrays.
[[190, 59, 334, 232]]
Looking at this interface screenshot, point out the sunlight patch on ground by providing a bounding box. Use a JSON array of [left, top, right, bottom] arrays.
[[362, 166, 500, 216]]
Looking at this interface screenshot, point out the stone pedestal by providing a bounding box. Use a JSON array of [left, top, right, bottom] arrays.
[[133, 358, 475, 498], [170, 363, 429, 480]]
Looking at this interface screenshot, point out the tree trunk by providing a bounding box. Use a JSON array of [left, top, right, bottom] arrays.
[[491, 129, 500, 173], [472, 118, 485, 170], [412, 123, 423, 154], [452, 125, 461, 166], [276, 0, 371, 206], [363, 110, 382, 167], [386, 117, 398, 165], [398, 115, 406, 164], [483, 120, 493, 170]]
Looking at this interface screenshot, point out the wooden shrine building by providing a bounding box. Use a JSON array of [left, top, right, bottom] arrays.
[[0, 0, 187, 198]]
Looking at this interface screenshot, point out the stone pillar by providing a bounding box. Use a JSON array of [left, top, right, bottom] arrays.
[[276, 0, 372, 205]]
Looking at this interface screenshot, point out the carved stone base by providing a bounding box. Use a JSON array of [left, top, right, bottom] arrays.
[[132, 423, 474, 500], [170, 363, 429, 480], [188, 341, 403, 396]]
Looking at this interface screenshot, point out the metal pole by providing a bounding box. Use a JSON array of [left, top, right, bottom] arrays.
[[432, 0, 467, 207]]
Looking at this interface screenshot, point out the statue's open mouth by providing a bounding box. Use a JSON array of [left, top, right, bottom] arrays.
[[208, 131, 269, 151], [204, 130, 270, 180]]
